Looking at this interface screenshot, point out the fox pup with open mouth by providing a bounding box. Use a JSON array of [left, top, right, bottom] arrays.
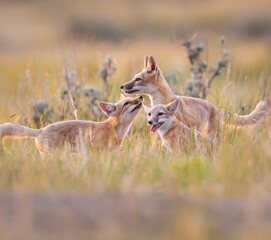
[[144, 98, 213, 152]]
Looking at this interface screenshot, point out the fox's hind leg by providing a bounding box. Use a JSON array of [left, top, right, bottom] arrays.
[[38, 150, 51, 159], [208, 118, 217, 137], [36, 146, 52, 158], [36, 138, 53, 158], [204, 108, 217, 137]]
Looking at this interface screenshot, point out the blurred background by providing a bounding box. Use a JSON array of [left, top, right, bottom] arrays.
[[1, 1, 271, 239], [1, 0, 271, 105]]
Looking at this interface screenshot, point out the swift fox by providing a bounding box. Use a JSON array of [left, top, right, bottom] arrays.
[[121, 56, 271, 136], [0, 95, 143, 155], [144, 98, 212, 152]]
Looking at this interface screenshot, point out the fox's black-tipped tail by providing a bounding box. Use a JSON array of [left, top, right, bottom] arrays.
[[220, 98, 271, 127], [0, 122, 40, 151]]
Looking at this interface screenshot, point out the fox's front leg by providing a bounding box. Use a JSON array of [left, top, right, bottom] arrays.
[[38, 150, 52, 159], [0, 130, 4, 153], [0, 135, 2, 153], [203, 108, 217, 137], [161, 145, 168, 154], [0, 135, 9, 154], [161, 142, 172, 153], [0, 144, 10, 155]]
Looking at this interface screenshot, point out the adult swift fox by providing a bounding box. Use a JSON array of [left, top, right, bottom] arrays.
[[121, 56, 271, 136], [0, 95, 143, 155], [144, 99, 212, 152]]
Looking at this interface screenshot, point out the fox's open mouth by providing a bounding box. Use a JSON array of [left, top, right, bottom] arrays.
[[124, 89, 139, 94], [130, 103, 142, 113], [150, 122, 164, 132]]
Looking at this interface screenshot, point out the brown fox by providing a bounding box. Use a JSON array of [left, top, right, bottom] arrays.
[[121, 56, 271, 136], [0, 95, 143, 156], [144, 99, 212, 152]]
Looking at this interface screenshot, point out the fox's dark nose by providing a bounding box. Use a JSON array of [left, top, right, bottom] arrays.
[[120, 85, 124, 89], [148, 121, 153, 125]]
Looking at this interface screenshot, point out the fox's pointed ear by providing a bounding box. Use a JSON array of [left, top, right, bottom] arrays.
[[99, 102, 116, 116], [144, 56, 149, 69], [143, 102, 151, 113], [147, 56, 158, 73], [167, 98, 180, 113], [120, 94, 126, 100]]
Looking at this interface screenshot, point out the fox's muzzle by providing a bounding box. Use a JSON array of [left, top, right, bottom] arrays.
[[134, 96, 143, 104], [130, 96, 143, 113], [120, 81, 139, 94], [147, 116, 159, 125]]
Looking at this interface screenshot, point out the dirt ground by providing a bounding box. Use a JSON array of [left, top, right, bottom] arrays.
[[0, 192, 270, 240]]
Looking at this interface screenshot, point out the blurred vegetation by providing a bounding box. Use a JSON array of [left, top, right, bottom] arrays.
[[1, 0, 271, 196], [0, 0, 271, 239]]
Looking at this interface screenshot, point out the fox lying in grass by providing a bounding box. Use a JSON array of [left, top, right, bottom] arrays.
[[121, 56, 271, 136], [144, 99, 212, 152], [0, 95, 143, 156]]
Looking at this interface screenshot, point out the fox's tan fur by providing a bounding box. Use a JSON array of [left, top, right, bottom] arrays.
[[144, 99, 212, 152], [0, 96, 143, 155], [121, 56, 271, 136]]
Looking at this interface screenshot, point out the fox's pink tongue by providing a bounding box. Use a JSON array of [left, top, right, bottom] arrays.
[[150, 124, 160, 132]]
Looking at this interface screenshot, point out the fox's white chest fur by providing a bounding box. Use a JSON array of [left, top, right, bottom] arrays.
[[116, 121, 133, 146], [160, 137, 171, 151], [149, 95, 165, 106], [158, 120, 172, 151]]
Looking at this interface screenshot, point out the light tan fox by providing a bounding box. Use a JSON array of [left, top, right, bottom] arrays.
[[121, 56, 271, 136], [0, 95, 143, 156], [144, 99, 212, 152]]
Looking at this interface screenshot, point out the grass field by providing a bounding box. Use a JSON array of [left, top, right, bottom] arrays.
[[1, 0, 271, 239], [1, 42, 271, 239]]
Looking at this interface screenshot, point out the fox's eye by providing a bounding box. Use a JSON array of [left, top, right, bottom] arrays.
[[123, 102, 129, 107], [135, 78, 141, 82], [158, 112, 164, 116], [148, 113, 151, 117]]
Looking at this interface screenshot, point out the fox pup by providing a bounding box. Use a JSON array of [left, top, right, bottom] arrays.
[[144, 99, 212, 152], [121, 56, 270, 136], [0, 95, 143, 156]]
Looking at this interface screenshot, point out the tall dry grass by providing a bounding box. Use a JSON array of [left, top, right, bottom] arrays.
[[0, 41, 270, 199]]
